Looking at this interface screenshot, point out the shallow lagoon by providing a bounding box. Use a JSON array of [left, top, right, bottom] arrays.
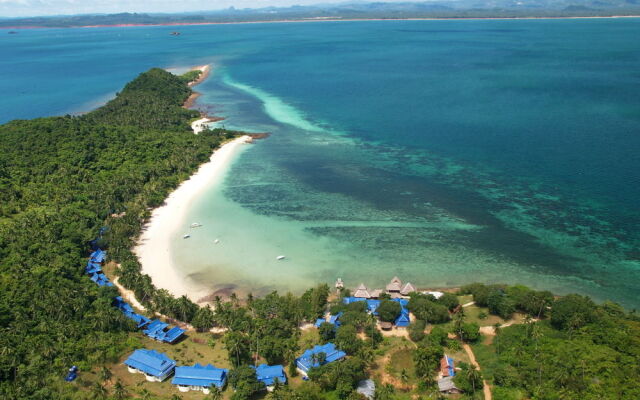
[[2, 19, 639, 306]]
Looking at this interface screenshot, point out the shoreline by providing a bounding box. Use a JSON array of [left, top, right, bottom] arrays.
[[2, 15, 639, 30], [135, 64, 252, 302], [134, 135, 252, 302]]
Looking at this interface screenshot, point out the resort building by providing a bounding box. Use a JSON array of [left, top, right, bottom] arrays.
[[394, 309, 411, 327], [386, 276, 417, 298], [171, 363, 228, 394], [90, 249, 107, 263], [386, 276, 403, 296], [438, 376, 462, 394], [400, 282, 417, 296], [295, 343, 346, 376], [113, 296, 150, 328], [353, 283, 371, 299], [343, 296, 366, 305], [254, 364, 287, 391], [124, 349, 176, 382], [89, 272, 113, 287], [440, 355, 456, 377], [143, 319, 185, 343]]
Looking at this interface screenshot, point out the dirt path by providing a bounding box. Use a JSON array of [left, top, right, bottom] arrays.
[[462, 301, 476, 308], [462, 343, 492, 400]]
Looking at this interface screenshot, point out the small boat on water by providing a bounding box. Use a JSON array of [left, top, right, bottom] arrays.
[[183, 234, 190, 239], [190, 222, 202, 228], [170, 31, 181, 36], [277, 255, 286, 260], [214, 239, 220, 244]]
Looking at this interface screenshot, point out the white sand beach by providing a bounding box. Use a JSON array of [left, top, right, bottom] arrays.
[[134, 135, 252, 301]]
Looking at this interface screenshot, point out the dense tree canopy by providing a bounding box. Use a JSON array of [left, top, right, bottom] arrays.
[[0, 68, 237, 398]]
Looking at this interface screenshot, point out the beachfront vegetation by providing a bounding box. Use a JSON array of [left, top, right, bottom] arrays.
[[0, 67, 238, 398], [1, 65, 640, 400]]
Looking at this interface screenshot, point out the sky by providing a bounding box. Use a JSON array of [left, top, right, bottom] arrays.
[[0, 0, 381, 18]]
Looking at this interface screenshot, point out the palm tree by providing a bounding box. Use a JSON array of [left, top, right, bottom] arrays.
[[113, 380, 127, 400], [91, 382, 108, 400], [454, 310, 465, 341], [400, 368, 409, 385], [465, 365, 482, 393], [99, 366, 112, 383], [493, 322, 502, 354], [206, 387, 222, 400]]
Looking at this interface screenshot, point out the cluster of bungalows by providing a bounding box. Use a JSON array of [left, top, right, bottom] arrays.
[[123, 349, 287, 393], [295, 343, 347, 377], [351, 276, 417, 300], [85, 232, 185, 344], [314, 311, 343, 328], [85, 249, 113, 287], [342, 296, 410, 328], [113, 296, 185, 343]]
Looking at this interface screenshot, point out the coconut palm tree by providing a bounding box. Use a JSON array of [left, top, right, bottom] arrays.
[[206, 387, 222, 400], [91, 382, 108, 400], [465, 365, 482, 393], [99, 366, 112, 383], [493, 322, 502, 354], [113, 380, 127, 400]]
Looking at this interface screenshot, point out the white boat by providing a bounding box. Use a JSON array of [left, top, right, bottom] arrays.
[[214, 239, 220, 244], [183, 234, 190, 239], [276, 255, 285, 260], [190, 222, 202, 228]]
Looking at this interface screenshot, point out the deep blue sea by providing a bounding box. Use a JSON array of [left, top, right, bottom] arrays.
[[2, 19, 639, 307]]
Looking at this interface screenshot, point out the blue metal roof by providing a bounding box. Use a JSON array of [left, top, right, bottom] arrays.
[[366, 300, 380, 315], [89, 272, 113, 287], [391, 298, 409, 307], [328, 312, 343, 325], [394, 310, 410, 327], [90, 249, 106, 263], [296, 343, 346, 373], [143, 320, 184, 343], [254, 364, 286, 386], [342, 297, 366, 305], [124, 349, 175, 377], [172, 364, 227, 388], [85, 261, 102, 274], [447, 356, 455, 377], [314, 318, 326, 328]]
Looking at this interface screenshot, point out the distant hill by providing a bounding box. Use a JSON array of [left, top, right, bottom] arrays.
[[1, 1, 639, 28]]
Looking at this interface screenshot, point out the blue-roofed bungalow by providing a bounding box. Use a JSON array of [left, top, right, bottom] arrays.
[[342, 296, 366, 305], [395, 309, 411, 327], [328, 312, 343, 327], [254, 364, 287, 391], [366, 299, 380, 315], [85, 261, 102, 274], [172, 363, 228, 394], [296, 343, 346, 376], [90, 249, 107, 263], [144, 320, 185, 343], [90, 272, 113, 287], [124, 349, 176, 382]]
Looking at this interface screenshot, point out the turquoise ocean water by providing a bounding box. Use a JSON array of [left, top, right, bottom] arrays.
[[2, 20, 639, 307]]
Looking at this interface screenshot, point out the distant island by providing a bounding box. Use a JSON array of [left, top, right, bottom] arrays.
[[1, 1, 640, 29]]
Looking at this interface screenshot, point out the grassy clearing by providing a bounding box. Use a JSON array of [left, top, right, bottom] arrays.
[[81, 331, 235, 399]]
